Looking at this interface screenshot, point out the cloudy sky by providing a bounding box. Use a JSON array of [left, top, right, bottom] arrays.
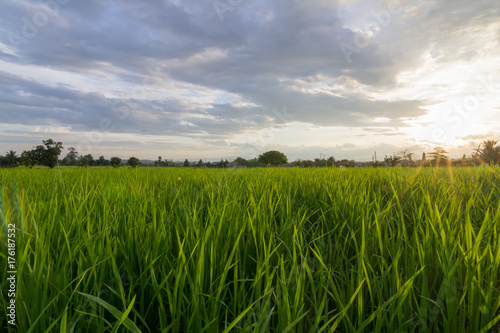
[[0, 0, 499, 161]]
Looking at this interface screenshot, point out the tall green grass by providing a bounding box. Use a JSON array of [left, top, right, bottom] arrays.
[[1, 167, 500, 332]]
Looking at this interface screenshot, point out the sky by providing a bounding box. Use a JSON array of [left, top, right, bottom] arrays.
[[0, 0, 499, 162]]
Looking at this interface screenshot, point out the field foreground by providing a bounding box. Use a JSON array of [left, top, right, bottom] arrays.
[[1, 167, 500, 332]]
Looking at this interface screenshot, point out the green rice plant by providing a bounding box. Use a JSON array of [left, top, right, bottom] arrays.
[[0, 166, 499, 332]]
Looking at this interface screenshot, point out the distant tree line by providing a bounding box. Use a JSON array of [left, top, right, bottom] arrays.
[[0, 139, 63, 169], [1, 139, 500, 169], [410, 141, 500, 167]]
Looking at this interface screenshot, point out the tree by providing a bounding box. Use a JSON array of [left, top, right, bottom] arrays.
[[311, 156, 336, 168], [39, 139, 63, 168], [78, 154, 94, 167], [314, 158, 326, 167], [300, 159, 314, 168], [336, 159, 356, 168], [474, 140, 500, 165], [154, 156, 172, 167], [183, 159, 190, 167], [87, 154, 94, 166], [398, 149, 416, 167], [20, 150, 37, 168], [369, 160, 385, 168], [245, 158, 266, 168], [234, 157, 247, 166], [95, 156, 109, 166], [427, 147, 449, 167], [31, 145, 45, 166], [127, 157, 140, 168], [86, 154, 94, 167], [421, 152, 427, 166], [453, 154, 476, 167], [61, 147, 78, 166], [3, 151, 19, 168], [258, 150, 288, 166], [400, 149, 414, 162], [384, 154, 402, 167], [110, 157, 122, 168], [20, 139, 63, 168], [78, 156, 89, 168], [197, 159, 203, 167]]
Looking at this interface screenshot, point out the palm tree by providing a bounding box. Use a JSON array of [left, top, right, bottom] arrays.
[[474, 140, 500, 165], [4, 150, 19, 168], [427, 147, 449, 167], [399, 149, 416, 167]]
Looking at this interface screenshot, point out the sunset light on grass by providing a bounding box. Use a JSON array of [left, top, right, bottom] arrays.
[[1, 1, 500, 332]]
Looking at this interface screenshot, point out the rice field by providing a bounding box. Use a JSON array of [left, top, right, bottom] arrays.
[[1, 167, 500, 332]]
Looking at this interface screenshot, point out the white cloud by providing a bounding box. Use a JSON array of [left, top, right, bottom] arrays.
[[0, 0, 498, 160]]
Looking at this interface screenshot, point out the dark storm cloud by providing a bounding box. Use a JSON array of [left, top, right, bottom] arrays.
[[0, 0, 498, 140]]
